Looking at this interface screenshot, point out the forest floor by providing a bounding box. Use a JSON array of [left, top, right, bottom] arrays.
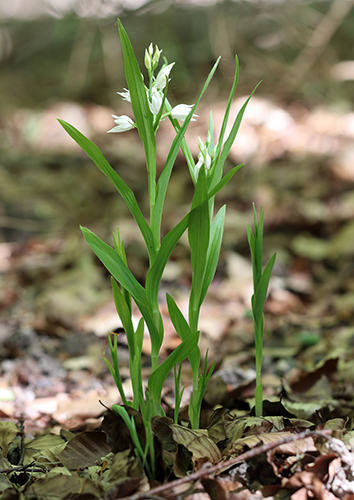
[[2, 95, 354, 499]]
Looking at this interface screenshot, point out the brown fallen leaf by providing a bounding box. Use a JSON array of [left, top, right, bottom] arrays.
[[58, 431, 111, 469], [171, 424, 222, 465]]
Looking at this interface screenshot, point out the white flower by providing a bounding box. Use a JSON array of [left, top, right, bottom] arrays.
[[171, 104, 198, 122], [155, 62, 175, 90], [117, 88, 131, 102], [107, 115, 136, 133], [194, 134, 217, 178], [194, 150, 211, 178], [148, 87, 163, 115]]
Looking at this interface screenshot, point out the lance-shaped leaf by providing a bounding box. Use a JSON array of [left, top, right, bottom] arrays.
[[211, 81, 261, 192], [58, 120, 155, 263], [207, 164, 244, 198], [166, 293, 200, 372], [145, 213, 189, 306], [111, 278, 135, 358], [188, 166, 210, 329], [252, 253, 276, 330], [199, 205, 226, 306], [81, 227, 162, 353], [148, 330, 200, 414]]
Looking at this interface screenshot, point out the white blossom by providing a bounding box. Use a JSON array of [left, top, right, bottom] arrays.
[[155, 63, 175, 90], [148, 87, 163, 115], [171, 104, 198, 122], [107, 115, 135, 133], [194, 134, 217, 178], [117, 88, 131, 102]]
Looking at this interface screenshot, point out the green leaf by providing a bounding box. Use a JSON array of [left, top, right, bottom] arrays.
[[113, 230, 132, 313], [145, 213, 189, 306], [207, 164, 243, 199], [111, 278, 135, 357], [200, 205, 226, 306], [148, 330, 200, 413], [111, 405, 149, 474], [166, 293, 201, 391], [58, 119, 155, 263], [213, 82, 261, 188], [213, 56, 239, 170], [166, 293, 192, 342], [131, 318, 145, 409], [81, 226, 162, 353], [104, 335, 128, 406], [252, 252, 276, 328], [254, 205, 264, 287], [188, 167, 210, 329]]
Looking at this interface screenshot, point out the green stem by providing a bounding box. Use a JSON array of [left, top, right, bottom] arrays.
[[255, 321, 263, 416], [150, 202, 161, 258]]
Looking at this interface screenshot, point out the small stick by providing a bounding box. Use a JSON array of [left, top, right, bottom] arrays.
[[120, 429, 332, 500], [18, 417, 25, 466]]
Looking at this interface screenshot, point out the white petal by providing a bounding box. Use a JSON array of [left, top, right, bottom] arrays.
[[148, 88, 163, 115], [171, 104, 198, 122], [108, 115, 135, 133], [155, 62, 175, 90], [117, 89, 131, 102]]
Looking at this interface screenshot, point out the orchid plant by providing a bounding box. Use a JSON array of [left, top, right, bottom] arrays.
[[58, 20, 273, 478]]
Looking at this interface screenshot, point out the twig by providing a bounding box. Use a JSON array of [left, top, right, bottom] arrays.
[[18, 417, 25, 466], [0, 462, 44, 474], [119, 429, 332, 500]]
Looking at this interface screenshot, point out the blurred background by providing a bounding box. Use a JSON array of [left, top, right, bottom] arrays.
[[1, 0, 354, 424]]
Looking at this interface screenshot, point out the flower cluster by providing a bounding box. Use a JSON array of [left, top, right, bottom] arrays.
[[108, 43, 197, 133], [194, 131, 217, 179]]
